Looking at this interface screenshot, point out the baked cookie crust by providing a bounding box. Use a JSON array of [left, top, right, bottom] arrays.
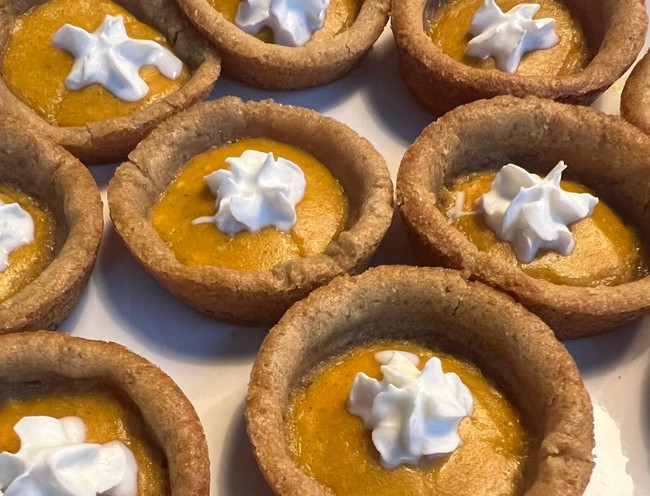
[[175, 0, 390, 90], [621, 48, 650, 134], [0, 0, 221, 164], [397, 95, 650, 339], [391, 0, 647, 116], [0, 331, 210, 496], [108, 96, 394, 325], [0, 119, 103, 334], [246, 265, 594, 495]]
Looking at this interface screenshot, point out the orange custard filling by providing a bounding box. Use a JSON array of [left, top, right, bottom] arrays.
[[428, 0, 589, 76], [209, 0, 362, 42], [2, 0, 190, 127], [443, 171, 648, 286], [0, 378, 169, 495], [150, 137, 348, 271], [286, 342, 529, 496], [0, 186, 55, 303]]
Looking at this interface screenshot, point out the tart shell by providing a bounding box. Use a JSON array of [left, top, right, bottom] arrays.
[[0, 331, 210, 496], [0, 119, 103, 334], [174, 0, 390, 90], [246, 265, 594, 495], [108, 96, 394, 325], [396, 95, 650, 339], [0, 0, 221, 164], [621, 48, 650, 134], [391, 0, 648, 116]]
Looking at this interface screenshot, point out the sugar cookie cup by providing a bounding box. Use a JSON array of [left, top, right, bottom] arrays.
[[0, 120, 103, 334], [391, 0, 647, 116], [174, 0, 390, 90], [108, 96, 394, 325], [621, 48, 650, 135], [397, 95, 650, 339], [0, 331, 210, 495], [0, 0, 220, 164], [246, 265, 594, 495]]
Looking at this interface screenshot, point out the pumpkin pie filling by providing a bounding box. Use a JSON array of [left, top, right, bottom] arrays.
[[286, 341, 529, 496], [0, 186, 56, 304], [427, 0, 589, 76], [209, 0, 362, 43], [0, 378, 169, 495], [1, 0, 190, 127], [440, 170, 648, 287], [150, 137, 348, 271]]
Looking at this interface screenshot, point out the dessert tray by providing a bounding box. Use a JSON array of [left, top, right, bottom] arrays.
[[58, 27, 649, 495]]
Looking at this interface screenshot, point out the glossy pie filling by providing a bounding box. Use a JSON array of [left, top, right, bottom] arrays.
[[441, 171, 648, 286], [427, 0, 589, 76], [286, 341, 529, 496], [2, 0, 190, 127], [209, 0, 362, 43], [150, 137, 348, 271], [0, 378, 169, 496], [0, 186, 56, 303]]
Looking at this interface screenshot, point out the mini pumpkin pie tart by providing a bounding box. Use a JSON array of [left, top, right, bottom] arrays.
[[621, 49, 650, 135], [0, 0, 220, 164], [396, 95, 650, 339], [246, 265, 594, 495], [0, 118, 103, 334], [174, 0, 390, 90], [108, 96, 393, 324], [391, 0, 647, 116], [0, 331, 209, 495]]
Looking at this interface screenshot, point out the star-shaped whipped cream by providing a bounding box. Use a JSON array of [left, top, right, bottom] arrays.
[[235, 0, 330, 47], [465, 0, 559, 73], [52, 15, 182, 101]]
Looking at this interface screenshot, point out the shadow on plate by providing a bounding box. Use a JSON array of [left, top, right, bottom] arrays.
[[219, 400, 274, 496], [91, 223, 269, 360], [369, 206, 417, 267]]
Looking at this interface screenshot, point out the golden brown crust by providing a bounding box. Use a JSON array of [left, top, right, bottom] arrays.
[[0, 331, 210, 496], [0, 119, 103, 334], [246, 265, 594, 495], [0, 0, 221, 164], [175, 0, 390, 90], [107, 96, 394, 324], [391, 0, 648, 116], [396, 95, 650, 339], [621, 49, 650, 134]]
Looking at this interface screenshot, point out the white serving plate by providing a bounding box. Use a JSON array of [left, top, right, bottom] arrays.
[[60, 23, 650, 496]]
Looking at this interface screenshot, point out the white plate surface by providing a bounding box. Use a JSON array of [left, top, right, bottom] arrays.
[[58, 20, 650, 496]]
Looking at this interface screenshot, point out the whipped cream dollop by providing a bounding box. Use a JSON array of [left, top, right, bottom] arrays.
[[0, 200, 34, 272], [0, 416, 137, 496], [193, 150, 306, 236], [52, 15, 183, 102], [478, 161, 598, 263], [235, 0, 330, 47], [465, 0, 559, 73], [347, 350, 474, 468]]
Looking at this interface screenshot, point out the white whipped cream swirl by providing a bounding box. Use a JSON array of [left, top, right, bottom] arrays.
[[0, 200, 34, 272], [347, 351, 474, 468], [235, 0, 330, 47], [465, 0, 559, 73], [52, 15, 183, 102], [193, 150, 306, 236], [0, 416, 137, 496], [478, 161, 598, 263]]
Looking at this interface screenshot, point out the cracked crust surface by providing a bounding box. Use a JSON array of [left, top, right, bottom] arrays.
[[108, 96, 394, 325], [246, 265, 594, 495], [391, 0, 647, 116], [0, 331, 210, 496], [396, 95, 650, 339], [175, 0, 390, 90], [0, 119, 103, 334], [0, 0, 220, 164], [621, 48, 650, 134]]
